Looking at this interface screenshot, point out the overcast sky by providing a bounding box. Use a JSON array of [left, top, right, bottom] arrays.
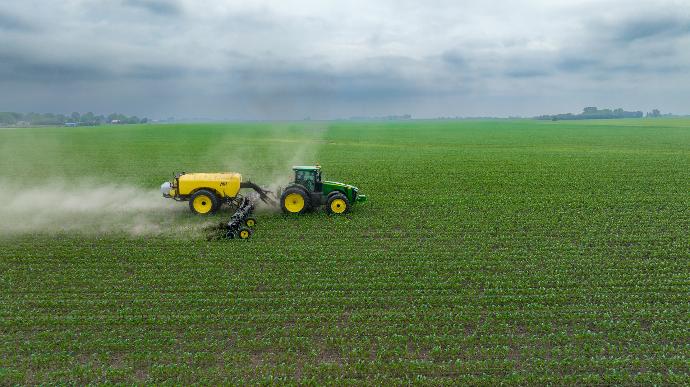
[[1, 0, 689, 119]]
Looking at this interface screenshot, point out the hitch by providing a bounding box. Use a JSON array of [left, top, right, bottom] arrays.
[[240, 181, 277, 206]]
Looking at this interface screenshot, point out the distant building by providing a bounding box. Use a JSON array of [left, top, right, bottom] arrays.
[[65, 122, 77, 127], [111, 119, 121, 124]]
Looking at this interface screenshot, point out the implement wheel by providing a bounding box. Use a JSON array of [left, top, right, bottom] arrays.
[[189, 190, 219, 215], [245, 217, 257, 228], [280, 187, 311, 214], [238, 227, 252, 239], [327, 192, 350, 214]]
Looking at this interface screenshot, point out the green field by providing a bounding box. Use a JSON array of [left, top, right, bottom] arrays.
[[1, 119, 688, 384]]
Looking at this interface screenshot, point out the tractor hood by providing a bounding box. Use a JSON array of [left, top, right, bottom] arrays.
[[323, 181, 367, 203], [323, 180, 356, 190]]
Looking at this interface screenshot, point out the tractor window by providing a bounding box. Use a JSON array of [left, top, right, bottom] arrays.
[[295, 170, 315, 191], [303, 171, 315, 191]]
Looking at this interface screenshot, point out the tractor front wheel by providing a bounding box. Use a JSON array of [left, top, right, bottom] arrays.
[[327, 192, 350, 214], [280, 187, 311, 214], [189, 190, 219, 215]]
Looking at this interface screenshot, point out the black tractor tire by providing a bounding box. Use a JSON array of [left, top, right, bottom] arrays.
[[280, 186, 312, 214], [189, 190, 220, 215], [327, 192, 350, 215], [327, 190, 346, 202]]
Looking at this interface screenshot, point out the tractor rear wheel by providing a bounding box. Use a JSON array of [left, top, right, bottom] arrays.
[[327, 192, 350, 214], [189, 190, 219, 215], [280, 187, 311, 214]]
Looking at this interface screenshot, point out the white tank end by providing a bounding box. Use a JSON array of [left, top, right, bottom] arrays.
[[160, 181, 172, 196]]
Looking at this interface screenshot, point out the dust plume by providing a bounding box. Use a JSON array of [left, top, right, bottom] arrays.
[[0, 180, 184, 236], [0, 123, 330, 236], [208, 122, 329, 211]]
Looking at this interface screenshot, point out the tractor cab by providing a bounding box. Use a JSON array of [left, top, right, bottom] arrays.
[[293, 165, 321, 192]]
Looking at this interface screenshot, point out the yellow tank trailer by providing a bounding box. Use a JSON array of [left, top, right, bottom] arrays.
[[160, 172, 271, 215]]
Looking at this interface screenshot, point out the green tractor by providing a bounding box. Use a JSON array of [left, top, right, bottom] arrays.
[[280, 165, 367, 214]]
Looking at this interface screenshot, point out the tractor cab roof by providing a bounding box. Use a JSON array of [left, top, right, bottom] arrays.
[[292, 165, 321, 171]]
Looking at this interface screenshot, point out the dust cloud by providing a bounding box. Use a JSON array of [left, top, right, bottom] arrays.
[[0, 123, 330, 237], [213, 123, 329, 211], [0, 181, 183, 236]]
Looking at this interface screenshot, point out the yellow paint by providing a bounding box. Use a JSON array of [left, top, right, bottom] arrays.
[[284, 193, 305, 213], [239, 230, 250, 239], [330, 198, 347, 214], [192, 194, 213, 214], [178, 173, 241, 198]]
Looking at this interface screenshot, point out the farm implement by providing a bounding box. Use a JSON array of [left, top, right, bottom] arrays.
[[160, 165, 367, 239]]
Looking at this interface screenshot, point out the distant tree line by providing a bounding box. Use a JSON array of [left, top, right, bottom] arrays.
[[536, 107, 644, 121], [643, 109, 676, 118], [345, 114, 412, 121], [0, 111, 148, 126]]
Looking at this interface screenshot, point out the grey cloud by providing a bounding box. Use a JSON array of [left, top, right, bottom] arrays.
[[0, 1, 689, 118], [552, 13, 690, 78], [557, 58, 599, 72], [126, 64, 193, 80], [607, 62, 687, 74], [555, 53, 688, 77], [0, 11, 34, 31], [225, 62, 425, 101], [0, 54, 108, 83], [0, 50, 194, 83], [616, 16, 690, 42], [441, 51, 467, 68], [505, 68, 551, 78], [123, 0, 182, 16]]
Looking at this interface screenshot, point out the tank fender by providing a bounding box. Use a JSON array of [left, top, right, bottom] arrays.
[[189, 187, 224, 200]]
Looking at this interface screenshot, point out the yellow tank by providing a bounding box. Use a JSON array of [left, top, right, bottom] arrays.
[[161, 172, 242, 201], [161, 172, 273, 215], [177, 172, 241, 198]]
